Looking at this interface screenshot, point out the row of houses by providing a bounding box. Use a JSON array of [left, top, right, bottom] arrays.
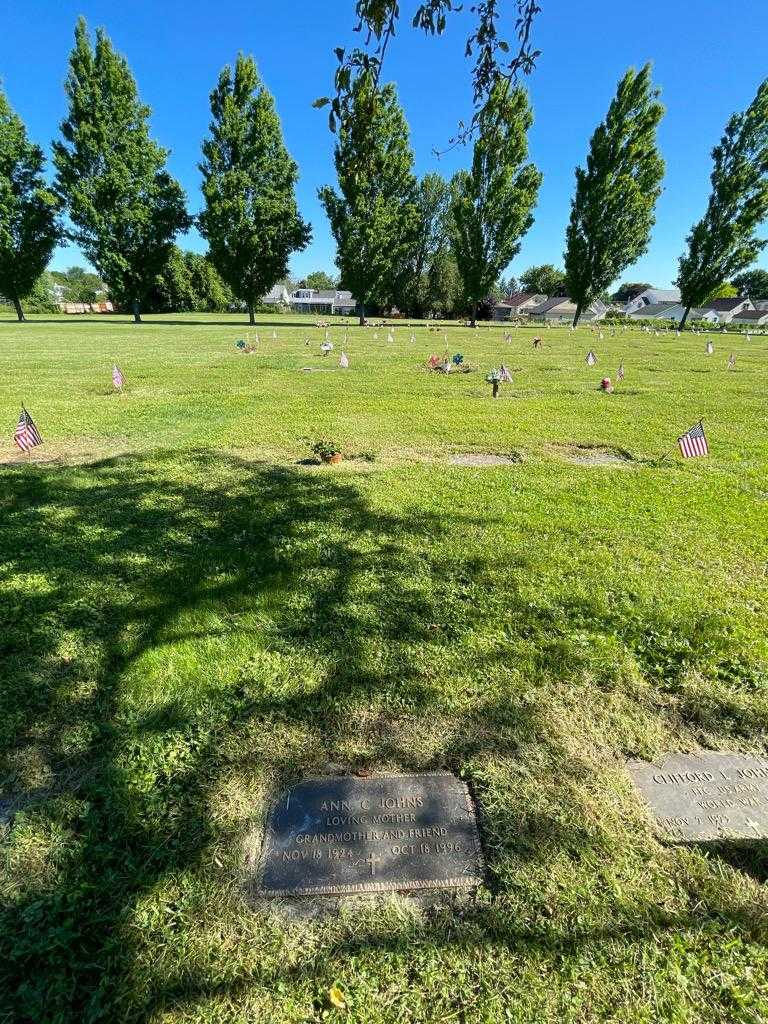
[[492, 287, 768, 325], [492, 293, 608, 322], [624, 289, 768, 324], [262, 285, 357, 316]]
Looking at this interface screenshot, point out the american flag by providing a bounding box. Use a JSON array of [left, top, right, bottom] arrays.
[[499, 364, 513, 382], [586, 350, 597, 366], [678, 420, 709, 458], [339, 351, 349, 368], [706, 340, 714, 355], [112, 364, 124, 390], [14, 407, 42, 452], [617, 362, 625, 382], [727, 353, 736, 370]]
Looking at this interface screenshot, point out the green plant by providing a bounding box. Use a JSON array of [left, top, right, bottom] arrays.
[[310, 438, 341, 461]]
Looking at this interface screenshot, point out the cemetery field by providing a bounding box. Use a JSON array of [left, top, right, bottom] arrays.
[[2, 312, 768, 1023]]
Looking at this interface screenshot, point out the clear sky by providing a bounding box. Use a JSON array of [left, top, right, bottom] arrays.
[[3, 0, 768, 289]]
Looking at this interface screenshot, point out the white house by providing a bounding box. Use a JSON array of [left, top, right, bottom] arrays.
[[662, 304, 720, 323], [288, 288, 357, 316], [491, 292, 547, 321], [527, 296, 607, 322], [624, 287, 681, 315], [261, 284, 291, 307], [700, 297, 753, 322], [627, 301, 680, 320], [730, 309, 768, 326]]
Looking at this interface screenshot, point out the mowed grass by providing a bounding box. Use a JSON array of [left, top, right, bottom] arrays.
[[1, 311, 767, 1023]]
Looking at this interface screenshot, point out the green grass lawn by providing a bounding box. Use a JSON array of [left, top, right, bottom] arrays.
[[1, 312, 767, 1023]]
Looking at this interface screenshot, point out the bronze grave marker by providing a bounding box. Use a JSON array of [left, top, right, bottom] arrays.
[[627, 752, 768, 841], [259, 773, 484, 896]]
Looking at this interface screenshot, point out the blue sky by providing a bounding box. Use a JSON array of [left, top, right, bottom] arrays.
[[3, 0, 768, 289]]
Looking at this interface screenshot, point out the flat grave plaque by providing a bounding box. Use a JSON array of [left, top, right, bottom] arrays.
[[627, 752, 768, 841], [259, 773, 484, 896]]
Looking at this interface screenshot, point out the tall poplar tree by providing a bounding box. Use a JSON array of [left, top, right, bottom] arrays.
[[53, 18, 190, 323], [676, 78, 768, 328], [399, 172, 452, 317], [199, 54, 311, 324], [450, 81, 542, 327], [319, 74, 419, 324], [0, 88, 61, 321], [564, 64, 664, 326]]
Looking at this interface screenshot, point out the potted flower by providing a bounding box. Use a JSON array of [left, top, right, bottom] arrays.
[[311, 438, 343, 464]]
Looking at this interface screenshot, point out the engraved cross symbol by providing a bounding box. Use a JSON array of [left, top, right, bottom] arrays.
[[366, 852, 379, 877]]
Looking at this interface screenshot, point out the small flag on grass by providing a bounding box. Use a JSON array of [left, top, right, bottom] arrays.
[[112, 364, 124, 390], [617, 361, 625, 382], [586, 350, 597, 366], [678, 420, 709, 459], [499, 364, 513, 382], [14, 407, 42, 452], [727, 353, 736, 370], [706, 340, 714, 355], [339, 351, 349, 368]]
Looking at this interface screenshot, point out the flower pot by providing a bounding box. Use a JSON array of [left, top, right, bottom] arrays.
[[324, 453, 343, 464]]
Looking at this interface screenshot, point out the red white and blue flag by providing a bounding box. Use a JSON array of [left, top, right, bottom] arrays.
[[678, 421, 709, 459], [14, 407, 42, 452], [112, 364, 124, 390]]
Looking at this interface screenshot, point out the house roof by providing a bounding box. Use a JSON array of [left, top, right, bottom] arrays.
[[498, 291, 546, 307], [731, 309, 768, 320], [632, 288, 681, 304], [689, 308, 717, 318], [262, 285, 288, 302], [703, 297, 748, 311], [628, 302, 679, 317], [528, 296, 572, 314]]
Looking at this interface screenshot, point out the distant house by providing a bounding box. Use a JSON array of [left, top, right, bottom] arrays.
[[627, 301, 681, 320], [700, 297, 753, 322], [752, 299, 768, 311], [730, 309, 768, 325], [657, 303, 720, 323], [288, 288, 357, 316], [624, 287, 681, 315], [491, 292, 547, 321], [527, 296, 607, 322], [261, 284, 291, 307]]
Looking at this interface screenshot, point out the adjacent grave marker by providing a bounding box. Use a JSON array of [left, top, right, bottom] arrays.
[[627, 752, 768, 841], [259, 773, 484, 896]]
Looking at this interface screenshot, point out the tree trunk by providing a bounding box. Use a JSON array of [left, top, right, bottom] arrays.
[[358, 302, 365, 327], [572, 302, 583, 328], [678, 305, 691, 330], [12, 296, 26, 322], [248, 302, 255, 325], [131, 299, 141, 324], [471, 302, 477, 329]]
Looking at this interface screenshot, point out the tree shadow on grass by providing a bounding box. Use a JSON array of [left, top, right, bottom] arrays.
[[0, 451, 766, 1022], [0, 452, 504, 1020]]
